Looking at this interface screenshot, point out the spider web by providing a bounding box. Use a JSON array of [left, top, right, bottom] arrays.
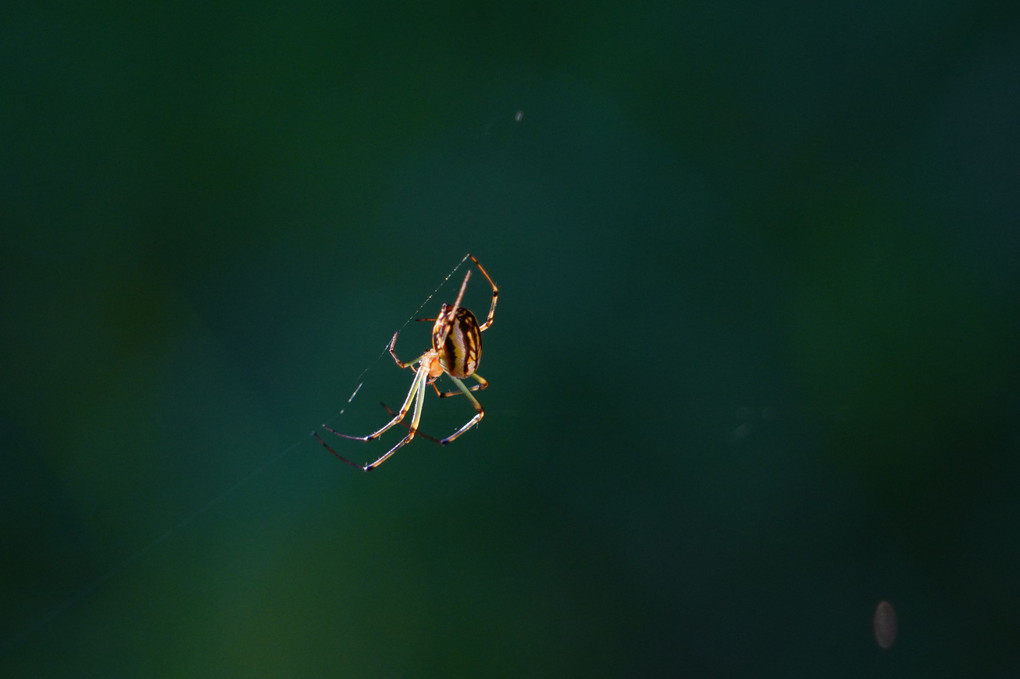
[[316, 252, 474, 426], [0, 252, 476, 654]]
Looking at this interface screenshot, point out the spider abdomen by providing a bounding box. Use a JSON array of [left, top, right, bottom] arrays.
[[435, 307, 482, 379]]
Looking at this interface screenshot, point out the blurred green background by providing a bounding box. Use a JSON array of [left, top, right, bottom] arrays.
[[3, 1, 1018, 676]]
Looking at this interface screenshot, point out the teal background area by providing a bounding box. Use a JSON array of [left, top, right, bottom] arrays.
[[3, 2, 1018, 676]]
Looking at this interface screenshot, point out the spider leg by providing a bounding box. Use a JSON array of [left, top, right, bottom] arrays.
[[450, 269, 470, 317], [438, 376, 485, 445], [434, 269, 472, 348], [388, 331, 425, 370], [385, 372, 486, 443], [316, 365, 429, 470], [385, 374, 487, 446], [312, 432, 371, 471], [430, 372, 488, 398], [466, 254, 498, 331], [321, 360, 426, 443], [358, 368, 428, 469], [380, 401, 443, 443]]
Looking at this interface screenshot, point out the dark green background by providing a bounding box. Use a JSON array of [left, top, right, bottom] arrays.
[[3, 1, 1018, 676]]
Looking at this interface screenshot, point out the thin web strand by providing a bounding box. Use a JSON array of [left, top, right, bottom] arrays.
[[0, 439, 303, 653], [0, 252, 474, 654], [319, 252, 472, 424]]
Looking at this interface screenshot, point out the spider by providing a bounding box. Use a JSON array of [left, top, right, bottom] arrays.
[[315, 253, 498, 471]]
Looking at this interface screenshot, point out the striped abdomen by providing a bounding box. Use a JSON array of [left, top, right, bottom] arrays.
[[434, 306, 482, 379]]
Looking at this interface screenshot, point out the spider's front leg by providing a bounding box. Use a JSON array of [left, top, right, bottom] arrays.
[[387, 330, 418, 370]]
